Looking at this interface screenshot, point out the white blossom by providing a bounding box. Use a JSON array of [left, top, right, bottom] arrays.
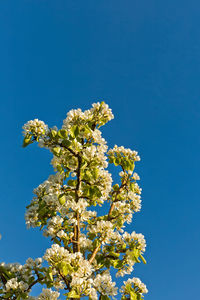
[[23, 119, 48, 136], [120, 277, 148, 295], [37, 288, 60, 300], [94, 270, 118, 296]]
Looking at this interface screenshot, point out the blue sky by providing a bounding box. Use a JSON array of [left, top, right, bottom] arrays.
[[0, 1, 200, 299]]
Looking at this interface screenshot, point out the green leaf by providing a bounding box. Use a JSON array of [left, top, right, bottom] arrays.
[[23, 136, 33, 147], [88, 233, 96, 240], [68, 179, 76, 187], [114, 157, 121, 166], [137, 294, 142, 300], [139, 254, 147, 264], [52, 147, 61, 156], [83, 185, 90, 197], [130, 291, 137, 300], [70, 125, 79, 138], [110, 251, 120, 258], [67, 290, 80, 298], [121, 243, 127, 250], [129, 160, 135, 171], [60, 262, 73, 276], [82, 124, 92, 136], [93, 168, 99, 180], [93, 239, 100, 248], [108, 156, 114, 163], [65, 170, 70, 178], [58, 129, 68, 138], [62, 139, 71, 148], [4, 294, 13, 298], [47, 267, 53, 281], [89, 186, 102, 198], [53, 238, 61, 246], [85, 170, 92, 179], [134, 249, 141, 263], [56, 164, 64, 173], [58, 194, 66, 205], [130, 182, 135, 191], [127, 248, 141, 263], [50, 129, 57, 138], [101, 295, 110, 300], [111, 259, 123, 268], [113, 184, 119, 191], [81, 159, 88, 170], [123, 158, 131, 170]]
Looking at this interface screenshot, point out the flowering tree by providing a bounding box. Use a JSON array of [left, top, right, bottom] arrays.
[[0, 102, 148, 300]]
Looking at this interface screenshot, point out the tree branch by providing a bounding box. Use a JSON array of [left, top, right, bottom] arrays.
[[60, 142, 78, 157], [88, 176, 129, 263], [73, 154, 82, 253]]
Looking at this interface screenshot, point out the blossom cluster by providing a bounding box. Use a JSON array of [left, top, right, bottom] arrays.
[[123, 231, 146, 252], [36, 288, 60, 300], [25, 173, 63, 228], [0, 258, 46, 298], [120, 277, 148, 299], [89, 220, 115, 244], [43, 244, 118, 299], [108, 145, 141, 162], [5, 278, 29, 292], [93, 270, 118, 296], [28, 288, 60, 300], [62, 102, 114, 131], [23, 119, 48, 137]]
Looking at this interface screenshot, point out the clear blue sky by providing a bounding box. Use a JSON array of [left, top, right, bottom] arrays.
[[0, 1, 200, 299]]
